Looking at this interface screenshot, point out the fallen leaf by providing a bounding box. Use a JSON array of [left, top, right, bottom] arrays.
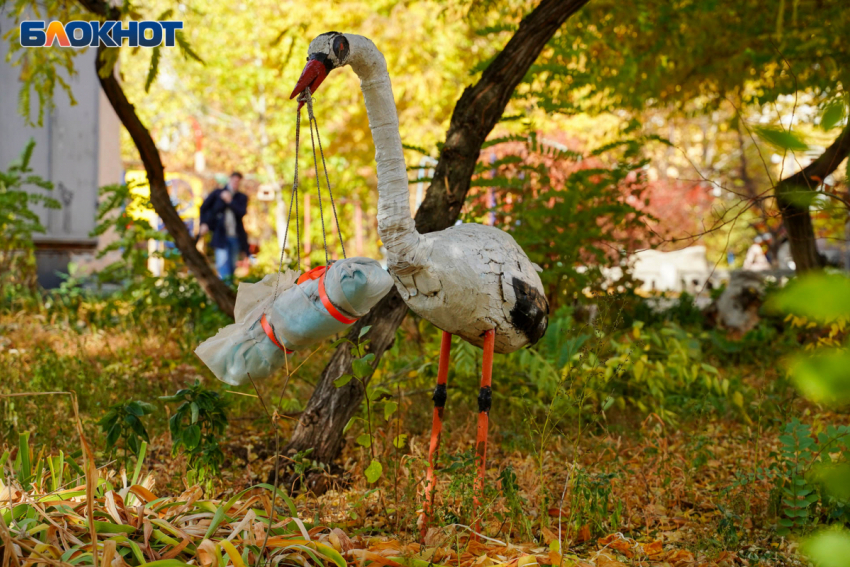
[[596, 552, 626, 567], [641, 540, 664, 557]]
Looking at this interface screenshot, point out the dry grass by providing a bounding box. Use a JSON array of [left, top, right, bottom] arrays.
[[0, 310, 833, 566]]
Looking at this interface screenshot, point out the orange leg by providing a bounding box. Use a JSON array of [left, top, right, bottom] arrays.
[[473, 329, 496, 538], [420, 331, 452, 541]]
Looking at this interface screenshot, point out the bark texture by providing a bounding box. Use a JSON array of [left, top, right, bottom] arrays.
[[775, 123, 850, 272], [285, 0, 590, 463]]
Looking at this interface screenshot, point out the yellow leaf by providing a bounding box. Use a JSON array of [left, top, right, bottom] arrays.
[[633, 360, 644, 381], [732, 391, 744, 407], [220, 540, 246, 567]]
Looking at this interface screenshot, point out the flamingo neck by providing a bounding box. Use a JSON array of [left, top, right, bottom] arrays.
[[346, 35, 420, 274]]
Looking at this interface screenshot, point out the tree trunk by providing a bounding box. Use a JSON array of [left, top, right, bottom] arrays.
[[776, 122, 850, 273], [285, 0, 590, 463], [78, 0, 235, 315], [95, 45, 236, 316]]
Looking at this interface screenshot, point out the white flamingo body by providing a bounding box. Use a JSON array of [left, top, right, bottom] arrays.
[[296, 33, 549, 354], [393, 224, 546, 353], [292, 31, 549, 537]]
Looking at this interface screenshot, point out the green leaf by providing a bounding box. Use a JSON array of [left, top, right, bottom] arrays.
[[364, 460, 383, 483], [334, 374, 353, 388], [159, 394, 185, 402], [356, 434, 372, 448], [98, 410, 118, 426], [190, 402, 199, 424], [255, 483, 298, 517], [175, 31, 204, 64], [383, 401, 398, 421], [393, 434, 408, 449], [402, 143, 433, 156], [358, 325, 372, 340], [754, 126, 808, 152], [106, 424, 121, 449], [145, 46, 161, 93], [124, 414, 149, 442], [315, 543, 347, 567], [352, 358, 373, 379], [821, 100, 847, 131], [143, 560, 195, 567], [127, 434, 140, 456], [770, 274, 850, 323], [816, 464, 850, 500], [131, 441, 148, 486], [203, 487, 252, 539], [17, 432, 31, 485], [125, 401, 144, 417], [791, 350, 850, 407], [183, 425, 201, 450], [137, 402, 157, 415], [97, 47, 120, 79], [802, 529, 850, 567], [329, 337, 352, 349], [91, 521, 136, 534]]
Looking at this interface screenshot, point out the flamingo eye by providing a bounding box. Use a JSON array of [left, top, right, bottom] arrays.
[[332, 35, 349, 64]]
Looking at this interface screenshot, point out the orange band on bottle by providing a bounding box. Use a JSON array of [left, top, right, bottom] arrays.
[[295, 264, 358, 325], [260, 313, 293, 354], [318, 271, 358, 324], [296, 265, 327, 285]]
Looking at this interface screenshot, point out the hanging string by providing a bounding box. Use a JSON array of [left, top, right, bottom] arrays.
[[309, 110, 347, 259], [305, 107, 330, 266], [302, 90, 347, 261], [271, 88, 347, 296], [272, 99, 303, 303]]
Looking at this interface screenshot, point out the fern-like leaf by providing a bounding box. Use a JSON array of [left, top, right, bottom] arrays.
[[175, 31, 204, 64], [145, 46, 161, 93]]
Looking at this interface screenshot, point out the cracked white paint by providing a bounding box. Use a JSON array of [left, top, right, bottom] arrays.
[[310, 34, 549, 353]]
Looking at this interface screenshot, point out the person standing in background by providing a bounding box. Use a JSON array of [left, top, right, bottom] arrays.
[[199, 172, 249, 280], [743, 235, 771, 271]]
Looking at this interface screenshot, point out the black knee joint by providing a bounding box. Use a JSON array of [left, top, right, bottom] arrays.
[[478, 386, 492, 413], [432, 383, 448, 408]]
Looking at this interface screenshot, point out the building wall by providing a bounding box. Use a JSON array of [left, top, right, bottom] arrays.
[[0, 14, 122, 287]]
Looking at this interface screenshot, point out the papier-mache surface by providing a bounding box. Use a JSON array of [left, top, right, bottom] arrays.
[[195, 257, 393, 386]]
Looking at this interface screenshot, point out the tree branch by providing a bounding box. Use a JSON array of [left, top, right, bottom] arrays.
[[776, 122, 850, 272], [76, 0, 237, 316], [416, 0, 590, 232], [95, 45, 236, 315]]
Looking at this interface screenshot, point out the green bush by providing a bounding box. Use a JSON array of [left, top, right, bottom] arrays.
[[161, 380, 230, 490], [0, 139, 59, 298], [98, 400, 156, 465]]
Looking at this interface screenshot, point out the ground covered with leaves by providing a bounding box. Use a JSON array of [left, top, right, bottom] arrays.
[[1, 286, 848, 567]]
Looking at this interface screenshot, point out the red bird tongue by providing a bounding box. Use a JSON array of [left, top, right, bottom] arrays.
[[291, 59, 328, 109]]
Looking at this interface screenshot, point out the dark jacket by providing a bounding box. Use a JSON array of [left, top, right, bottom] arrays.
[[199, 187, 249, 254]]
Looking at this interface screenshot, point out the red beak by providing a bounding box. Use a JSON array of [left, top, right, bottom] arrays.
[[290, 59, 328, 109]]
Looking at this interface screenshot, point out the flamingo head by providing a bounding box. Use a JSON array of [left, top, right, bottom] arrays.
[[290, 32, 351, 106]]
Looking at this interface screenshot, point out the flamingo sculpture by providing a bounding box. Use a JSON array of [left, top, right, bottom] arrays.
[[290, 32, 549, 535]]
